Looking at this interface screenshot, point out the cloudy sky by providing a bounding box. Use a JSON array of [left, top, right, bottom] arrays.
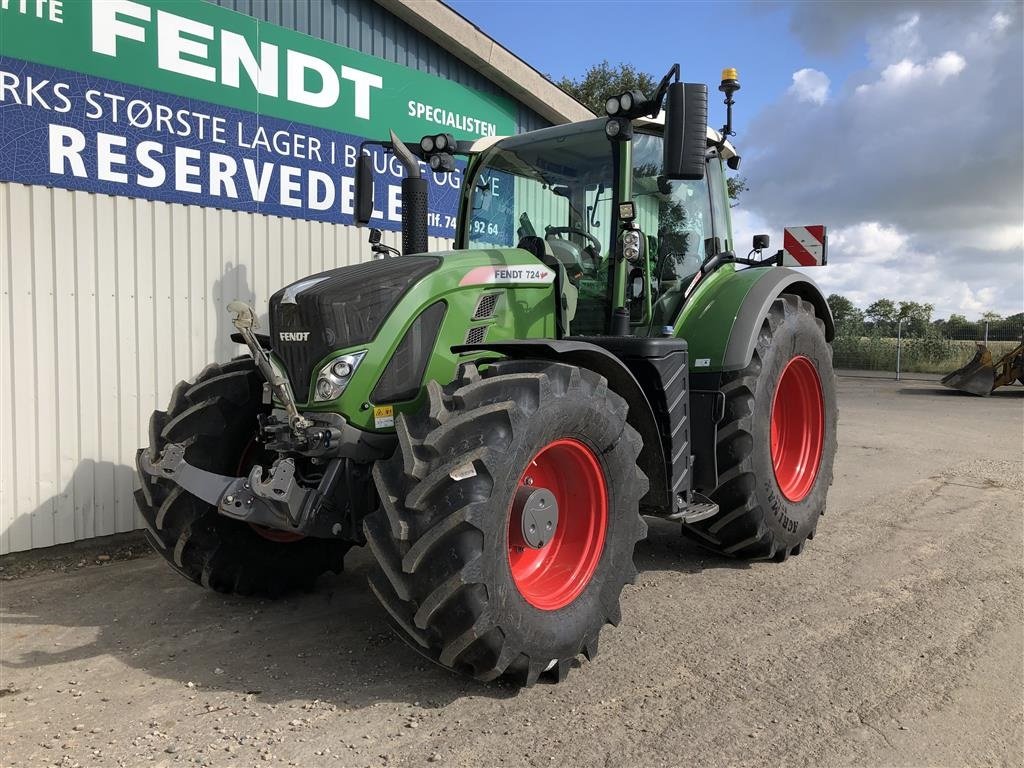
[[449, 0, 1023, 319]]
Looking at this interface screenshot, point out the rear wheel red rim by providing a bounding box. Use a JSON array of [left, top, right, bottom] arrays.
[[507, 439, 608, 611], [237, 437, 305, 544], [770, 356, 825, 502]]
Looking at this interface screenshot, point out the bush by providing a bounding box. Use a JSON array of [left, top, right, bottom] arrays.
[[833, 325, 1021, 374]]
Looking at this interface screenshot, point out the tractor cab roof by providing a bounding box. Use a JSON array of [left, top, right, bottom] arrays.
[[467, 115, 737, 159]]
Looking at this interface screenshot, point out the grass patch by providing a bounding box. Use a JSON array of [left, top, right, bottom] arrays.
[[833, 335, 1020, 374]]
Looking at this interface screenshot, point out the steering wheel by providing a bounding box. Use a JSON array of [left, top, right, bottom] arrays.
[[545, 226, 603, 275], [545, 226, 602, 252]]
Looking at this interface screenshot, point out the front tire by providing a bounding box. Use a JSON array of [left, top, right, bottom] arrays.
[[135, 359, 350, 595], [364, 360, 647, 685], [683, 293, 837, 560]]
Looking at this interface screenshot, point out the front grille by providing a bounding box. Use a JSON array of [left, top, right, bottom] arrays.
[[371, 301, 447, 404], [269, 256, 440, 397]]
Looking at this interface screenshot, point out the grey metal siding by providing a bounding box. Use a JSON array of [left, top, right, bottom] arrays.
[[207, 0, 550, 133], [0, 182, 451, 555]]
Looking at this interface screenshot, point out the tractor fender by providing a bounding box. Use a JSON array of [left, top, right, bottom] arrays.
[[452, 339, 670, 512], [681, 267, 834, 373]]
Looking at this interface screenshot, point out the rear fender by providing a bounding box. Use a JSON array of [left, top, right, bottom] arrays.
[[678, 266, 834, 373]]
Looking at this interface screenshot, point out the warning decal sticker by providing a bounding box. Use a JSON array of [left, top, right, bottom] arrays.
[[373, 405, 395, 429]]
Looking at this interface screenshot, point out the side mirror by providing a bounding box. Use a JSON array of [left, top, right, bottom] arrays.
[[753, 234, 770, 251], [354, 154, 374, 225], [663, 82, 707, 181]]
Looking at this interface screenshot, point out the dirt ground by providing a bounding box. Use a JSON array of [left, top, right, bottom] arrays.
[[2, 377, 1022, 768]]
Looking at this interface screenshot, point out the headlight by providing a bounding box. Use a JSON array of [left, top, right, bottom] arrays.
[[313, 351, 366, 402], [623, 230, 641, 248]]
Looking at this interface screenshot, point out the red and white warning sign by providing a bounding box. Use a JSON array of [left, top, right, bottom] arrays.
[[782, 226, 828, 267]]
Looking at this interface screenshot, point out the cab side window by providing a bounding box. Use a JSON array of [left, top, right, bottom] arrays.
[[706, 154, 733, 254], [631, 134, 713, 288]]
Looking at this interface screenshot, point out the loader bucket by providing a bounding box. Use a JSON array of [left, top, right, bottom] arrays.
[[941, 343, 995, 396]]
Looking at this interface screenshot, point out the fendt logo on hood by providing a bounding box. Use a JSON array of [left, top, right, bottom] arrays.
[[279, 332, 311, 342]]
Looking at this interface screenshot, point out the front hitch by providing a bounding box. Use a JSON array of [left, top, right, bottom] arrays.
[[138, 443, 346, 538]]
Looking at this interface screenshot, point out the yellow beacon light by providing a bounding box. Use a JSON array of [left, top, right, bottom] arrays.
[[719, 68, 740, 140]]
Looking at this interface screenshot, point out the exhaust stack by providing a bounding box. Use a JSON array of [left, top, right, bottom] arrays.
[[389, 130, 429, 255]]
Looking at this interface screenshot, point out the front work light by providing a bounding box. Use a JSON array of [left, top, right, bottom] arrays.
[[418, 133, 458, 174], [429, 153, 456, 172], [605, 117, 632, 141], [606, 89, 650, 119]]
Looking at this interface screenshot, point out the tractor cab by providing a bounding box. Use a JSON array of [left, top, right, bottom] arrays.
[[458, 117, 739, 338]]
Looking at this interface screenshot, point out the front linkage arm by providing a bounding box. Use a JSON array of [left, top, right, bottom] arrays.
[[139, 442, 346, 538], [227, 301, 312, 438]]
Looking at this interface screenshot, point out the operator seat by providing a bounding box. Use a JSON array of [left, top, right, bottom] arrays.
[[517, 236, 578, 334]]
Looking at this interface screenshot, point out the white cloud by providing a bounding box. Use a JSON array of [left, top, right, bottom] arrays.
[[799, 222, 1010, 317], [867, 13, 924, 66], [990, 11, 1012, 32], [737, 1, 1023, 319], [855, 51, 966, 94], [971, 225, 1024, 252], [789, 68, 831, 105]]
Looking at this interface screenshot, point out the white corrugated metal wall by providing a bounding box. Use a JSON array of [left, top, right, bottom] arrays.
[[0, 182, 450, 554]]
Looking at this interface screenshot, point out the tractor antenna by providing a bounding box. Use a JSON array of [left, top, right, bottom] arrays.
[[719, 68, 740, 142]]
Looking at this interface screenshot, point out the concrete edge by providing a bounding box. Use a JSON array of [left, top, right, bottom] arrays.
[[375, 0, 594, 125]]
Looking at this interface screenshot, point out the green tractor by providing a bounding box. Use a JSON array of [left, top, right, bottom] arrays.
[[137, 66, 837, 686]]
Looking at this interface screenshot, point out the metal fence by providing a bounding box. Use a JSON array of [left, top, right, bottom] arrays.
[[832, 318, 1024, 380]]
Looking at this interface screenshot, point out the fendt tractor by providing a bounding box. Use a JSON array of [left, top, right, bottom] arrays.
[[137, 67, 838, 686]]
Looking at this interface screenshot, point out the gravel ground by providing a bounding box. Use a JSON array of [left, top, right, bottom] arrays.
[[2, 377, 1022, 768]]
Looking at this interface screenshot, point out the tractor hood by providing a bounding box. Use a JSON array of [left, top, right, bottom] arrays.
[[269, 256, 441, 391]]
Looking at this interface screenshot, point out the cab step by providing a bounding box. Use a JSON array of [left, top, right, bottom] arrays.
[[668, 494, 720, 524]]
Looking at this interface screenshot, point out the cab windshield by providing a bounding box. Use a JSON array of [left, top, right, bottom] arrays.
[[464, 121, 615, 262]]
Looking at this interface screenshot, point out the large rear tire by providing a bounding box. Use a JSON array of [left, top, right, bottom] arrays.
[[135, 359, 349, 595], [364, 360, 647, 685], [683, 293, 837, 560]]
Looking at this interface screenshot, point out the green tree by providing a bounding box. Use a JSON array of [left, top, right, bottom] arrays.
[[980, 310, 1003, 321], [827, 294, 864, 328], [556, 60, 657, 117], [865, 298, 897, 333], [948, 313, 968, 324], [897, 300, 934, 337], [557, 61, 745, 202], [726, 176, 748, 207]]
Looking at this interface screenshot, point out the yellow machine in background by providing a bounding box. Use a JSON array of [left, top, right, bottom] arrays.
[[942, 340, 1024, 396]]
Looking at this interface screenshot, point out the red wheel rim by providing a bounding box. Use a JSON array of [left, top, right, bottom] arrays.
[[770, 356, 825, 502], [507, 439, 608, 611], [237, 437, 305, 544]]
